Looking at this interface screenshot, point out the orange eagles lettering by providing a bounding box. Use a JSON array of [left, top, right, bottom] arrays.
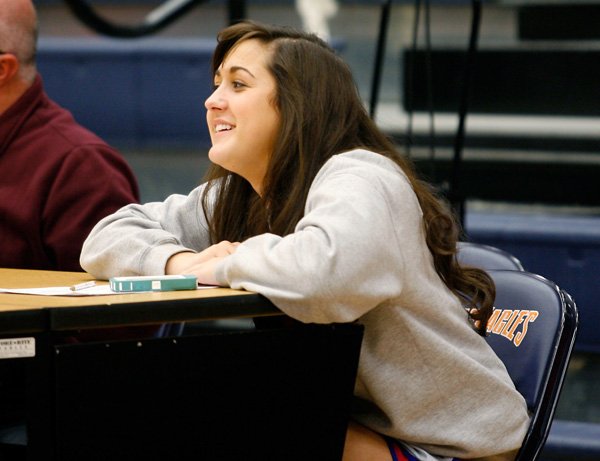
[[486, 308, 539, 346]]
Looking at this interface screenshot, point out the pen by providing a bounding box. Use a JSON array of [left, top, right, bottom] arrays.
[[70, 281, 96, 292]]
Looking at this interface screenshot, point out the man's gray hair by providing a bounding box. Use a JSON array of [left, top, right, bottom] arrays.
[[0, 0, 38, 82]]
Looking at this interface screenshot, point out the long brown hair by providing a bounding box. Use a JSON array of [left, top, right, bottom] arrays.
[[202, 20, 494, 334]]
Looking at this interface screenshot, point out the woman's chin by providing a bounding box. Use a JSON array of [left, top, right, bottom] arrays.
[[207, 147, 225, 165]]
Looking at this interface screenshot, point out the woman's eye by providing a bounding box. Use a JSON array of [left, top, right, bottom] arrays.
[[212, 80, 245, 90]]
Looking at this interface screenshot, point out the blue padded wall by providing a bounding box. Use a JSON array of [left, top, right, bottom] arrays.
[[467, 211, 600, 354], [37, 37, 214, 149]]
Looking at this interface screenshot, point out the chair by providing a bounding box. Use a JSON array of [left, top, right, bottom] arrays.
[[457, 241, 525, 271], [485, 270, 578, 461]]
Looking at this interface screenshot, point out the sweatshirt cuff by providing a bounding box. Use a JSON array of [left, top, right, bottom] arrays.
[[214, 258, 229, 287], [142, 243, 196, 275]]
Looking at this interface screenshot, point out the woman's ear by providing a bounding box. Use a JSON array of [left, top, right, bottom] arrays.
[[0, 53, 20, 85]]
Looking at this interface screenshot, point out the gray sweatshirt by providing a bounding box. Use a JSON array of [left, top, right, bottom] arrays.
[[81, 149, 529, 460]]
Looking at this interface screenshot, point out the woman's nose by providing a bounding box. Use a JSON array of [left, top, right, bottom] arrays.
[[205, 88, 225, 111]]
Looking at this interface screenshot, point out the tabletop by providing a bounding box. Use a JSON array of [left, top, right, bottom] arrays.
[[0, 268, 280, 334]]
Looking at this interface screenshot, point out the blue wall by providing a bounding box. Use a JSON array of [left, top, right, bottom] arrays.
[[37, 37, 215, 149], [467, 211, 600, 354]]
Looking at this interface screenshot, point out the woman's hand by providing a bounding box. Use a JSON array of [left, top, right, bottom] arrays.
[[165, 241, 240, 285]]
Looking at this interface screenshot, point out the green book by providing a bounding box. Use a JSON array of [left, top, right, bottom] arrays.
[[109, 275, 198, 292]]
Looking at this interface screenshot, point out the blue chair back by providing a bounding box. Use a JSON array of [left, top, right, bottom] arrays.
[[457, 242, 525, 271], [485, 270, 578, 461]]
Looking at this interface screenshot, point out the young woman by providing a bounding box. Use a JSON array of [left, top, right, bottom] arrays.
[[81, 21, 529, 461]]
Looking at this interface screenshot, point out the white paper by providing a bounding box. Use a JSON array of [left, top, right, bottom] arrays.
[[0, 285, 116, 296], [0, 284, 216, 297]]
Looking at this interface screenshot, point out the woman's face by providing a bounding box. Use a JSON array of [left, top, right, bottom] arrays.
[[205, 39, 280, 195]]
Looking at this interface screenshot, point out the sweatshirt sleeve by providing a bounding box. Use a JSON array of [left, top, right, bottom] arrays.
[[215, 153, 424, 324], [80, 184, 212, 280]]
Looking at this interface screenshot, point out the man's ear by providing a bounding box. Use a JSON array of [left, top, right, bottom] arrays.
[[0, 53, 20, 85]]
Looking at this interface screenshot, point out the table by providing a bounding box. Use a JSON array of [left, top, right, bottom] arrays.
[[0, 268, 278, 460], [0, 268, 281, 335], [0, 268, 362, 461]]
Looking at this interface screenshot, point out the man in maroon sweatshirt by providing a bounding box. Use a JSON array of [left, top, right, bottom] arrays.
[[0, 0, 140, 272], [0, 0, 142, 441]]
